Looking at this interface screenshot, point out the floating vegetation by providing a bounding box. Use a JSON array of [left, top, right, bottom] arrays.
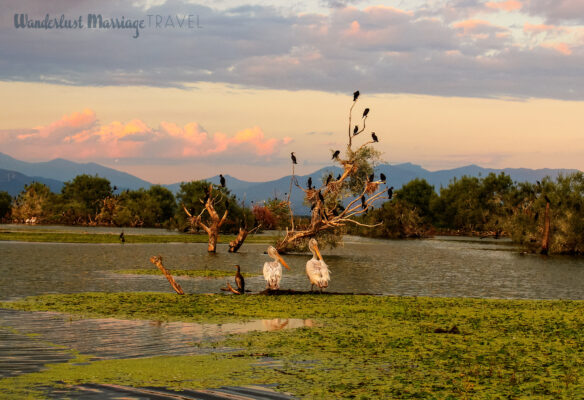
[[1, 293, 583, 398]]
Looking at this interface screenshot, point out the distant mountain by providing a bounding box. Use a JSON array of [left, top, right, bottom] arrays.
[[0, 152, 151, 190], [0, 152, 578, 214], [0, 169, 63, 196]]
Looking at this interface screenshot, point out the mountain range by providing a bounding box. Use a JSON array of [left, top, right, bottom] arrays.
[[0, 152, 579, 214]]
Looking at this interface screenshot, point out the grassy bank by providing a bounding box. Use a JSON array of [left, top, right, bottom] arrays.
[[1, 293, 583, 398], [0, 230, 276, 244]]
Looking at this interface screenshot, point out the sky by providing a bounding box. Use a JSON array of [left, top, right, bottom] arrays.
[[0, 0, 583, 184]]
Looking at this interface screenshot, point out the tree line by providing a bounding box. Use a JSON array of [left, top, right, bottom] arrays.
[[1, 171, 583, 255]]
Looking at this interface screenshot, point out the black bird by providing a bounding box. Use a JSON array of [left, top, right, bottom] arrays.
[[361, 195, 366, 209], [337, 204, 345, 212], [336, 174, 341, 180], [113, 185, 118, 191], [371, 132, 378, 142], [353, 125, 359, 135], [362, 108, 369, 118], [220, 174, 226, 188], [291, 152, 297, 164], [318, 191, 325, 203], [369, 173, 374, 182], [234, 265, 245, 294], [380, 173, 386, 183], [387, 186, 394, 199], [326, 174, 332, 185], [225, 199, 229, 209], [544, 195, 551, 203], [353, 90, 360, 101], [332, 208, 339, 216], [307, 177, 313, 189], [119, 231, 125, 244], [332, 150, 340, 160]]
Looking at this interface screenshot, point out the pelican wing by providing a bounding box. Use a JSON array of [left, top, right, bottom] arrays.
[[306, 259, 330, 288]]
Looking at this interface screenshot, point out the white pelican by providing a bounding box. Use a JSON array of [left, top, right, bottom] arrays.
[[306, 238, 330, 292], [263, 246, 290, 290]]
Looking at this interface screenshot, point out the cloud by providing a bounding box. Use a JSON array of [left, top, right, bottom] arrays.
[[0, 109, 290, 162], [1, 1, 584, 100], [524, 0, 584, 23]]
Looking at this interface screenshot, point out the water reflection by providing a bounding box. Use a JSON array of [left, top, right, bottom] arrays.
[[1, 232, 583, 300], [0, 308, 312, 377]]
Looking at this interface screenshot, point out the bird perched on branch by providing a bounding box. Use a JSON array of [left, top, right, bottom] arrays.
[[307, 177, 313, 189], [361, 195, 366, 209], [220, 174, 226, 188], [363, 108, 369, 118], [336, 174, 341, 180], [369, 173, 374, 182], [380, 173, 386, 183], [234, 265, 245, 294], [263, 246, 290, 290], [353, 90, 360, 101], [332, 150, 340, 160], [326, 174, 332, 185], [371, 132, 378, 142], [291, 152, 297, 164], [306, 239, 330, 293], [388, 186, 394, 199], [353, 125, 359, 135]]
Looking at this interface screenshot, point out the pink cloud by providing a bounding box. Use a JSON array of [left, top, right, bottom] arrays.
[[485, 1, 522, 11], [540, 42, 572, 55], [1, 110, 291, 162], [524, 23, 558, 33]]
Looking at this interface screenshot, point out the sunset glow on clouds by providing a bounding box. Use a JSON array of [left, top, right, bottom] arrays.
[[0, 109, 291, 163]]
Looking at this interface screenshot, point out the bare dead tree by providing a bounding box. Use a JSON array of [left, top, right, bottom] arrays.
[[229, 224, 261, 253], [149, 255, 184, 295], [275, 92, 389, 252], [183, 184, 228, 252]]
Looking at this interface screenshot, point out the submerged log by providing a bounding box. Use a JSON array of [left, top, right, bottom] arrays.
[[228, 225, 260, 253], [149, 255, 184, 295], [541, 201, 551, 255]]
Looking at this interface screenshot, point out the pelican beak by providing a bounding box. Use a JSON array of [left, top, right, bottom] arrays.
[[314, 246, 324, 261], [278, 255, 291, 270]]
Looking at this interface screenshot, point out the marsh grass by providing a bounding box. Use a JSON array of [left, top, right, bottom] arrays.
[[0, 231, 276, 244], [1, 293, 583, 399], [115, 269, 260, 279]]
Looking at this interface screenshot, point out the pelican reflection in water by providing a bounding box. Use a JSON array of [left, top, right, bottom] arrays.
[[306, 238, 330, 293], [263, 246, 290, 290]]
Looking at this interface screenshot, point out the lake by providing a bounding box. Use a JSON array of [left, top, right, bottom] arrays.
[[1, 227, 583, 301]]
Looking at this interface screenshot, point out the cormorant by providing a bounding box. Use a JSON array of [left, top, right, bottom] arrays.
[[291, 152, 297, 164], [336, 174, 341, 180], [326, 174, 332, 185], [380, 173, 386, 183], [362, 108, 369, 118], [369, 173, 374, 182], [353, 125, 359, 135], [220, 174, 226, 188], [113, 185, 118, 191], [332, 150, 340, 160], [371, 132, 378, 142], [361, 195, 366, 209], [318, 191, 325, 203], [388, 186, 394, 199], [234, 265, 245, 294], [307, 177, 313, 189], [119, 231, 125, 243], [353, 90, 360, 101]]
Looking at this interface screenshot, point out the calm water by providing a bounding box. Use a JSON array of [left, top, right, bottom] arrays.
[[0, 232, 583, 301]]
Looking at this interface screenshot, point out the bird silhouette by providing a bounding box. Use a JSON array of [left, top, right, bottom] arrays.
[[307, 177, 313, 189], [291, 152, 297, 164], [369, 173, 374, 182], [371, 132, 378, 142], [387, 186, 394, 199], [326, 174, 332, 185], [353, 90, 360, 101], [380, 173, 386, 183], [318, 191, 325, 203], [353, 125, 359, 135], [361, 195, 366, 209], [220, 174, 226, 188], [336, 174, 341, 180], [332, 150, 340, 160], [362, 108, 369, 118], [119, 231, 125, 243]]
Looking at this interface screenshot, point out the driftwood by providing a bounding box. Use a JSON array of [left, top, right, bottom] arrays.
[[149, 255, 184, 295], [228, 225, 261, 253], [221, 282, 244, 294]]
